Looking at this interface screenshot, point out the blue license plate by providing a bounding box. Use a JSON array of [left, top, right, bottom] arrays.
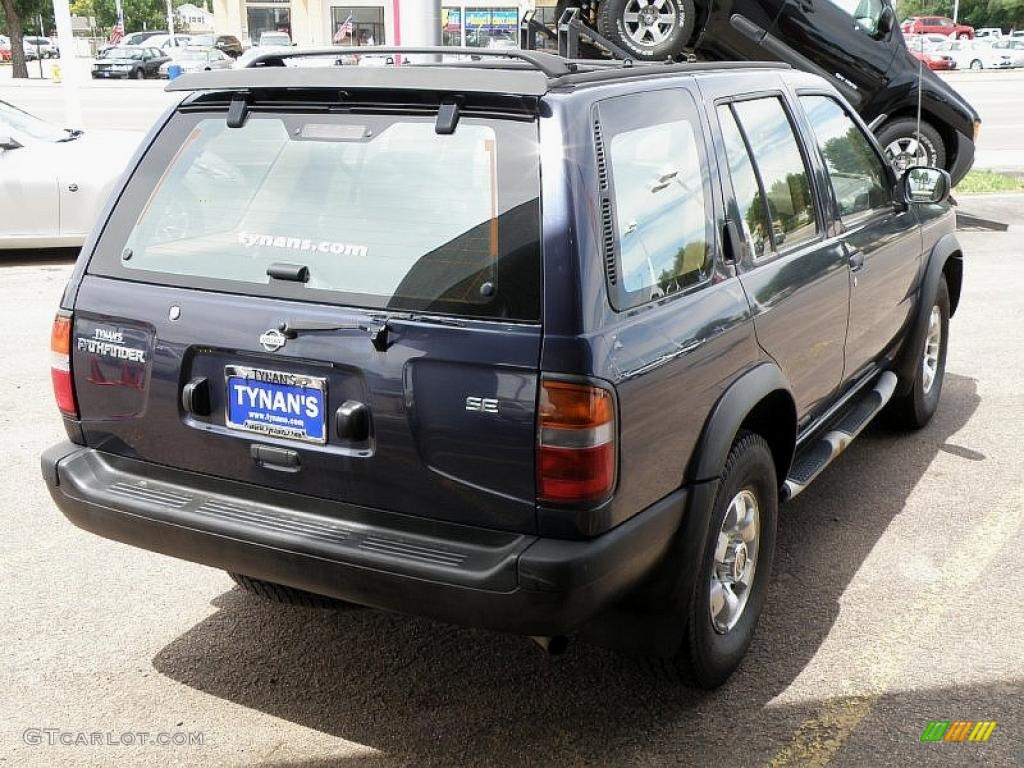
[[225, 365, 327, 444]]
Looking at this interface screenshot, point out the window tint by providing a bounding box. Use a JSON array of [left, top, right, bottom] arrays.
[[732, 98, 818, 251], [717, 106, 770, 260], [599, 91, 712, 309], [91, 113, 541, 321], [800, 95, 891, 219]]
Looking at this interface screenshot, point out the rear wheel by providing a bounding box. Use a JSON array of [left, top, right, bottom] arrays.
[[888, 276, 950, 429], [597, 0, 696, 60], [654, 432, 777, 688], [970, 58, 983, 69], [134, 67, 145, 80], [958, 32, 971, 39], [228, 572, 354, 609], [876, 118, 946, 174]]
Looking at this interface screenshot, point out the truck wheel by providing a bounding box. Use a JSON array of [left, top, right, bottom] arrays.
[[134, 68, 145, 80], [655, 432, 777, 688], [228, 572, 353, 609], [597, 0, 696, 60], [888, 276, 950, 429], [958, 32, 971, 39], [876, 118, 946, 174]]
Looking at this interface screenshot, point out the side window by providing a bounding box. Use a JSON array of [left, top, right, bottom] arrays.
[[823, 0, 884, 34], [800, 95, 891, 220], [731, 97, 818, 252], [598, 90, 712, 310], [717, 106, 770, 260]]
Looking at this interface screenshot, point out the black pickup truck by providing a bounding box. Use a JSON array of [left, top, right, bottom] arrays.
[[552, 0, 980, 185]]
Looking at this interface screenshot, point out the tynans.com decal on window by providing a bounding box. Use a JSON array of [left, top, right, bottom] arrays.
[[237, 232, 369, 258]]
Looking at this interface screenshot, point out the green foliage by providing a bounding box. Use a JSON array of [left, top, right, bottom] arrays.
[[67, 0, 191, 32]]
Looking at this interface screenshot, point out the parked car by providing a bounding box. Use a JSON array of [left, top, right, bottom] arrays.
[[989, 38, 1024, 66], [258, 31, 293, 47], [98, 30, 167, 55], [933, 39, 1015, 70], [92, 46, 172, 79], [188, 33, 244, 57], [144, 34, 193, 50], [909, 48, 957, 70], [905, 33, 954, 51], [158, 46, 234, 77], [0, 43, 11, 63], [901, 16, 974, 39], [0, 100, 141, 248], [975, 27, 1003, 39], [23, 36, 58, 60], [42, 52, 963, 688]]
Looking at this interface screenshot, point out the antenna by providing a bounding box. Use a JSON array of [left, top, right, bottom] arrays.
[[915, 55, 924, 165]]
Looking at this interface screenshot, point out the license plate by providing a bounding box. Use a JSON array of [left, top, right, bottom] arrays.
[[225, 365, 327, 444]]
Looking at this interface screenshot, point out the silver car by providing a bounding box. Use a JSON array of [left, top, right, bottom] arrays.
[[0, 101, 142, 249], [158, 46, 234, 77]]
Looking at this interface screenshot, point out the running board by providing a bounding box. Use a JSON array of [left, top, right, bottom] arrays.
[[782, 372, 898, 502]]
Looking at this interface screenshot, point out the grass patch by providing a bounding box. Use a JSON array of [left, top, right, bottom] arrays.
[[954, 169, 1024, 195]]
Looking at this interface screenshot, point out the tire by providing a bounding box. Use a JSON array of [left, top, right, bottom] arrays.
[[875, 118, 946, 174], [597, 0, 696, 61], [970, 58, 982, 70], [887, 276, 950, 429], [228, 572, 353, 609], [134, 68, 145, 80], [958, 32, 971, 39], [653, 432, 778, 688]]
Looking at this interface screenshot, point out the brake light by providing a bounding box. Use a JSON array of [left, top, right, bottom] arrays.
[[51, 313, 78, 417], [537, 379, 616, 504]]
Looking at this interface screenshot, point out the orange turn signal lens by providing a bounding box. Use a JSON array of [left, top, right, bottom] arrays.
[[539, 380, 614, 430]]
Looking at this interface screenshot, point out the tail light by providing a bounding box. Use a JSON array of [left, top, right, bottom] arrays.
[[51, 313, 78, 417], [537, 379, 617, 504]]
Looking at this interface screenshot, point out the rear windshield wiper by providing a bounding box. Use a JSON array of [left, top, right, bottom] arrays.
[[277, 319, 391, 352]]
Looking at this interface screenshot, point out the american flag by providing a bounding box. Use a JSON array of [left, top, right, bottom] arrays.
[[334, 13, 353, 41], [108, 14, 124, 45]]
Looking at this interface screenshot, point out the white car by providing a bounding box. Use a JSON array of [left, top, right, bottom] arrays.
[[158, 46, 234, 77], [976, 28, 1003, 39], [933, 39, 1015, 69], [989, 39, 1024, 66], [144, 34, 193, 51], [0, 101, 142, 249], [258, 32, 293, 47], [905, 34, 953, 53], [23, 36, 57, 60]]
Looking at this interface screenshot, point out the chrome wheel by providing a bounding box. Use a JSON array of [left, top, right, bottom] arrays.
[[621, 0, 680, 49], [884, 135, 932, 172], [710, 488, 760, 634], [922, 304, 942, 394]]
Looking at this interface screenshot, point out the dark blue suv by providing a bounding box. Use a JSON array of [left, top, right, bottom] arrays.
[[42, 50, 963, 687]]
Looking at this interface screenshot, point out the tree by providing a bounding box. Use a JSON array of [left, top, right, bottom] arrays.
[[0, 0, 53, 78], [70, 0, 190, 33]]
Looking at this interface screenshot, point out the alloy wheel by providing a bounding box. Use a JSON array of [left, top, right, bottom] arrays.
[[710, 488, 760, 633]]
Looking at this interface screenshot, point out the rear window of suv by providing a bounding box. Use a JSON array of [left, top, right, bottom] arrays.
[[89, 111, 542, 322]]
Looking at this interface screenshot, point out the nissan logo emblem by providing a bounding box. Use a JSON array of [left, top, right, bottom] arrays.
[[259, 328, 287, 352]]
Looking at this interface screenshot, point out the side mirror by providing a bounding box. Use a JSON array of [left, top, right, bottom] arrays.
[[876, 5, 895, 36], [902, 166, 950, 204], [0, 135, 23, 151]]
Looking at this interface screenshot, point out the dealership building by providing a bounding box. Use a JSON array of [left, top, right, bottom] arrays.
[[211, 0, 557, 49]]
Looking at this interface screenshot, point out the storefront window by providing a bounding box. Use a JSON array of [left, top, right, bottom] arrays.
[[247, 2, 292, 44], [464, 7, 519, 48], [442, 7, 462, 46], [331, 6, 385, 46]]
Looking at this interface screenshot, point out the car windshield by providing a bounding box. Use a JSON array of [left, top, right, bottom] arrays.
[[260, 33, 290, 46], [102, 47, 144, 59], [0, 100, 69, 142], [94, 113, 542, 321], [176, 49, 210, 60]]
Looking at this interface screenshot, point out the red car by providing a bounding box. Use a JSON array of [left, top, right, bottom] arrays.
[[0, 45, 11, 63], [902, 16, 974, 39], [909, 49, 958, 70]]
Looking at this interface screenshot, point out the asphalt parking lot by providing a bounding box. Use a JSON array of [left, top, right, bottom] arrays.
[[0, 193, 1021, 766]]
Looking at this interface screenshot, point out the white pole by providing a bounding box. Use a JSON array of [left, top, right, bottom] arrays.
[[52, 0, 82, 127], [167, 0, 177, 44], [952, 0, 960, 23]]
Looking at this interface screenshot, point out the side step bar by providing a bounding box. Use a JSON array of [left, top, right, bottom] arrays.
[[782, 372, 898, 501]]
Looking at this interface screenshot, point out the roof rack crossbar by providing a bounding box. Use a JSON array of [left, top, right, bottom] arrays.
[[241, 45, 575, 77]]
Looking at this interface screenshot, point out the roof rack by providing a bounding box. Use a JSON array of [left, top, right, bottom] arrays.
[[241, 45, 577, 78]]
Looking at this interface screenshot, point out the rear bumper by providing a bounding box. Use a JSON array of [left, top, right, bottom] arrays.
[[42, 442, 685, 636]]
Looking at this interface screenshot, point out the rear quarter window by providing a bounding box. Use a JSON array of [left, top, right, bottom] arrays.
[[89, 111, 542, 322]]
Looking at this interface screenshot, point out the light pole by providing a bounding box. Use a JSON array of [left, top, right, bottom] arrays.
[[51, 0, 82, 126], [952, 0, 960, 23]]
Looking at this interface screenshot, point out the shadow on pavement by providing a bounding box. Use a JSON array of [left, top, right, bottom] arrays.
[[0, 248, 79, 267], [152, 373, 981, 766]]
